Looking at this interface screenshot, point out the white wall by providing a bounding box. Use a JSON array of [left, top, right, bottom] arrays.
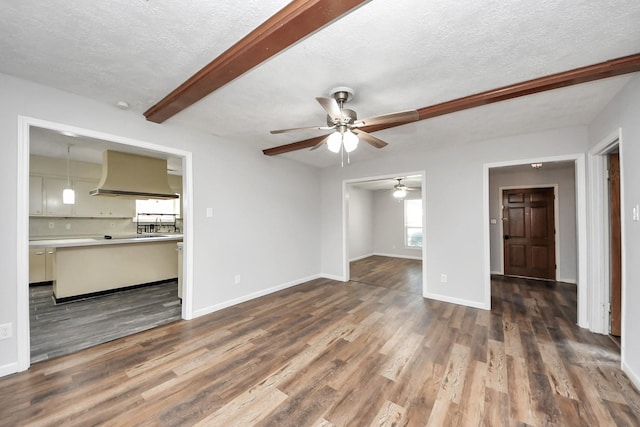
[[347, 186, 374, 260], [489, 164, 577, 282], [0, 73, 322, 376], [321, 126, 588, 309], [588, 74, 640, 389], [372, 189, 423, 259]]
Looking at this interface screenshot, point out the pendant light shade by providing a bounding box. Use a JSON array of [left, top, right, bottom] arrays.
[[327, 132, 342, 153], [63, 144, 75, 205], [342, 131, 358, 153], [393, 188, 407, 199]]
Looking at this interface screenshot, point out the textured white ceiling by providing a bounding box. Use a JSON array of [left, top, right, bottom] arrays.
[[2, 0, 640, 168]]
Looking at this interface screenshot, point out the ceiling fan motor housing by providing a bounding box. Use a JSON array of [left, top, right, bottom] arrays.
[[327, 108, 357, 126]]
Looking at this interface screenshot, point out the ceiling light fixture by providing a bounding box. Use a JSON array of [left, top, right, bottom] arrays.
[[531, 162, 543, 169], [393, 178, 408, 199], [63, 144, 75, 205]]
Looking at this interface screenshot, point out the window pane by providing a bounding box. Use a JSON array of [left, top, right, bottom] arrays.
[[405, 199, 422, 227], [406, 227, 422, 247], [404, 199, 422, 248]]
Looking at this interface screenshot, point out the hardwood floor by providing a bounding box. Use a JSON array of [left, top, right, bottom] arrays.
[[2, 261, 639, 426], [350, 255, 422, 295], [30, 281, 181, 362]]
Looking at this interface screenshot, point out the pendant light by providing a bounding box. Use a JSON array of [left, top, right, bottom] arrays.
[[63, 144, 75, 204]]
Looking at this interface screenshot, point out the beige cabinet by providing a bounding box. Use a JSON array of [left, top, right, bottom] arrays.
[[29, 176, 44, 215], [29, 247, 56, 284], [44, 177, 73, 217], [73, 180, 134, 218]]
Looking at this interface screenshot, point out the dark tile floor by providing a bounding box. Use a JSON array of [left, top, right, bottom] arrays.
[[30, 281, 181, 362]]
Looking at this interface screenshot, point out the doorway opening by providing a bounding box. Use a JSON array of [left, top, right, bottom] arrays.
[[17, 116, 194, 371], [343, 172, 426, 296], [485, 156, 587, 326]]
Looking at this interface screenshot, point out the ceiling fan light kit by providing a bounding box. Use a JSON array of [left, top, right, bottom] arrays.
[[270, 85, 419, 164]]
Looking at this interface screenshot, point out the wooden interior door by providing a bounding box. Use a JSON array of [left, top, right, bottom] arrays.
[[609, 153, 622, 337], [503, 188, 556, 280]]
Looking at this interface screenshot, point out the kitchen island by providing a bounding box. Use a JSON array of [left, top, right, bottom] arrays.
[[30, 234, 183, 301]]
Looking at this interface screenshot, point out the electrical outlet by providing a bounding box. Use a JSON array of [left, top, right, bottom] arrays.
[[440, 274, 448, 283], [0, 323, 12, 340], [234, 274, 241, 284], [65, 223, 71, 230], [48, 222, 55, 229]]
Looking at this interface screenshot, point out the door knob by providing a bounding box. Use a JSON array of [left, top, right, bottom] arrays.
[[504, 235, 510, 240]]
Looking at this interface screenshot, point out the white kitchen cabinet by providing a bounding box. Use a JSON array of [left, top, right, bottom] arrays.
[[29, 175, 44, 215], [29, 247, 56, 284], [44, 177, 73, 217]]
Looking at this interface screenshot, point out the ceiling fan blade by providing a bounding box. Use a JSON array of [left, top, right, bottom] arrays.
[[310, 134, 331, 151], [316, 96, 344, 122], [353, 129, 388, 149], [353, 109, 419, 127], [271, 125, 334, 134]]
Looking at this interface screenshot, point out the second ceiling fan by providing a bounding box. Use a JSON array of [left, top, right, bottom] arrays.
[[270, 87, 419, 155]]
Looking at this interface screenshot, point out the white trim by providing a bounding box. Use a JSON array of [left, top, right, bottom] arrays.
[[16, 116, 195, 373], [0, 363, 19, 378], [623, 359, 640, 392], [484, 153, 587, 326], [321, 273, 346, 282], [497, 184, 561, 279], [192, 274, 323, 318], [424, 291, 488, 310], [586, 129, 621, 335], [372, 252, 423, 261], [349, 253, 376, 262]]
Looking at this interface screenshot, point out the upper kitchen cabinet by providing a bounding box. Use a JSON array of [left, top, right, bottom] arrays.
[[73, 180, 134, 218], [44, 177, 73, 217], [29, 175, 43, 215]]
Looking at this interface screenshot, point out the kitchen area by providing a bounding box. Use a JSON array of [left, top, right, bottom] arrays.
[[29, 127, 184, 362]]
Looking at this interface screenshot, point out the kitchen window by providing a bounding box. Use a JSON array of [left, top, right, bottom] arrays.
[[135, 197, 180, 221], [404, 199, 422, 248]]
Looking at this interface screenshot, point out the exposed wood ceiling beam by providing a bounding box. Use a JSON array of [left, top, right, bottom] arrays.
[[263, 53, 640, 156], [144, 0, 371, 123]]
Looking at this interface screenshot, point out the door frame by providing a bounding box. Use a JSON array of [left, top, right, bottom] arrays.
[[498, 184, 560, 280], [341, 171, 427, 295], [483, 153, 587, 327], [587, 129, 625, 347], [16, 116, 195, 372]]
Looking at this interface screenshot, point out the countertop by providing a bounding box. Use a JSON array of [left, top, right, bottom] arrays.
[[29, 234, 183, 248]]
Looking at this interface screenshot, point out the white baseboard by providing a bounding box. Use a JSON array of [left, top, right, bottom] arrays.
[[373, 252, 423, 261], [491, 270, 502, 275], [349, 253, 375, 262], [623, 359, 640, 392], [0, 362, 18, 378], [424, 291, 490, 310], [557, 277, 577, 284], [320, 273, 346, 282], [192, 274, 323, 319]]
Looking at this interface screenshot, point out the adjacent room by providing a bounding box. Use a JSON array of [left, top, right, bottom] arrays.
[[1, 1, 640, 425]]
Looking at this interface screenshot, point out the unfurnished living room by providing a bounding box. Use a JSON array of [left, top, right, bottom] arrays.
[[1, 1, 640, 425]]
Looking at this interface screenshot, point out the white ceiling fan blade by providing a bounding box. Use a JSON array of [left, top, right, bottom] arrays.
[[270, 125, 334, 134], [353, 109, 419, 127], [316, 96, 344, 122], [310, 134, 331, 151], [352, 129, 388, 149]]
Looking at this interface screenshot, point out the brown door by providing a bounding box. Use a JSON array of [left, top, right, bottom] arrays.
[[609, 153, 622, 337], [503, 188, 556, 280]]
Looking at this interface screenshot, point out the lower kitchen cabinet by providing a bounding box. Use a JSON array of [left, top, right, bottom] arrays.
[[29, 247, 56, 284]]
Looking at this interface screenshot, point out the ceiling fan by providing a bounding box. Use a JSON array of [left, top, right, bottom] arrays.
[[270, 87, 419, 155], [392, 177, 419, 199]]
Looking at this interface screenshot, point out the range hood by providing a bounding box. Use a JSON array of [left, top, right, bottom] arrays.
[[90, 150, 178, 199]]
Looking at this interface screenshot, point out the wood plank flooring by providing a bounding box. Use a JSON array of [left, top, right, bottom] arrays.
[[2, 258, 639, 426], [30, 281, 181, 362], [350, 255, 422, 295]]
